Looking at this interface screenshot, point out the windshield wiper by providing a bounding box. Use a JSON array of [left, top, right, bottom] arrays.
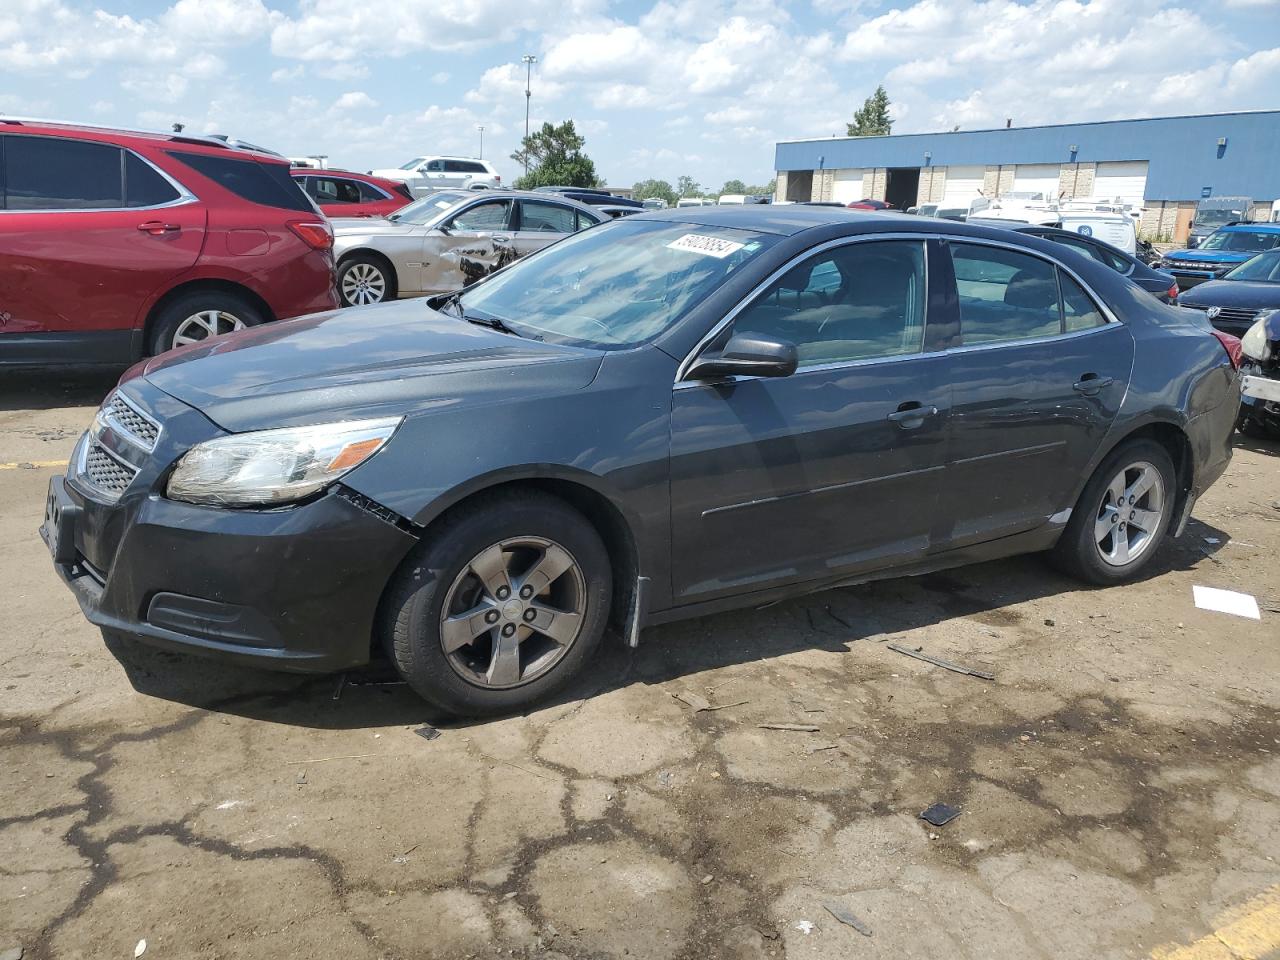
[[463, 313, 520, 336]]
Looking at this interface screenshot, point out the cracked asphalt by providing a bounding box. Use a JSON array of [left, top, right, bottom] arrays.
[[3, 368, 1280, 960]]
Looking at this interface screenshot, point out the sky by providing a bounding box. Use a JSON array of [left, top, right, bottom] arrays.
[[2, 0, 1278, 191]]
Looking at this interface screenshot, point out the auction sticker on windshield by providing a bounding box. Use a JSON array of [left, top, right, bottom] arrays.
[[667, 234, 746, 258]]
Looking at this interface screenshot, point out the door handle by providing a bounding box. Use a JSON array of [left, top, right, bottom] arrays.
[[491, 235, 510, 244], [137, 221, 180, 235], [1073, 375, 1114, 396], [887, 402, 938, 429]]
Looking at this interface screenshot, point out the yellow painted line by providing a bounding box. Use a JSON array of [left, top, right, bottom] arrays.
[[0, 460, 66, 471], [1152, 884, 1280, 959]]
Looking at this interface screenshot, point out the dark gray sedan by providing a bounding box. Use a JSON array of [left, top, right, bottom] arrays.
[[44, 208, 1241, 716]]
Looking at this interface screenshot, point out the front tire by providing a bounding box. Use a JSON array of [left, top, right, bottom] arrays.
[[1050, 439, 1176, 584], [338, 254, 397, 307], [381, 491, 612, 717], [149, 290, 263, 355]]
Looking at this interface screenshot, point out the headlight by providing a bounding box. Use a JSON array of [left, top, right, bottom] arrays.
[[167, 417, 403, 506], [1241, 313, 1274, 363]]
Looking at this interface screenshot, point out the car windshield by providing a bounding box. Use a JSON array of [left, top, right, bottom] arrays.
[[1197, 209, 1247, 230], [1224, 250, 1280, 283], [388, 191, 471, 224], [455, 219, 780, 349], [399, 157, 428, 170], [1198, 230, 1280, 253]]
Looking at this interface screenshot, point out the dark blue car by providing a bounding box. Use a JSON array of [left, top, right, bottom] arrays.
[[1159, 223, 1280, 290]]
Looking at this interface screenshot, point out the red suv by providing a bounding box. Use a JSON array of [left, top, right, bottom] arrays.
[[0, 119, 338, 364], [292, 169, 413, 218]]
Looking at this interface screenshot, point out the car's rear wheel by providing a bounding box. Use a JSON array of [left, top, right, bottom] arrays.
[[1050, 438, 1176, 584], [382, 491, 612, 717], [338, 255, 396, 307], [149, 290, 263, 355]]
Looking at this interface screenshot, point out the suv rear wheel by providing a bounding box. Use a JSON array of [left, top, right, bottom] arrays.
[[149, 290, 264, 355], [381, 491, 612, 717]]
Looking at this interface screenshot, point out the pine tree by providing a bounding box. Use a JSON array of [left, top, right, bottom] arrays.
[[847, 86, 893, 137]]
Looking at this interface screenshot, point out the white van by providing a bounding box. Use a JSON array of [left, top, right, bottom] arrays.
[[1055, 211, 1136, 255]]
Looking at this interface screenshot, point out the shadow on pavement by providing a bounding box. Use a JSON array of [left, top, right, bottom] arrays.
[[101, 514, 1232, 731], [0, 367, 122, 412]]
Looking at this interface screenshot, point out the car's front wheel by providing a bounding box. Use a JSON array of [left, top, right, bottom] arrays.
[[149, 290, 263, 355], [338, 255, 397, 307], [382, 491, 612, 717], [1050, 438, 1176, 584]]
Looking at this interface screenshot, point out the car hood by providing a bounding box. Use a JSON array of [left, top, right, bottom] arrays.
[[1164, 249, 1252, 265], [1179, 280, 1280, 310], [141, 300, 604, 433]]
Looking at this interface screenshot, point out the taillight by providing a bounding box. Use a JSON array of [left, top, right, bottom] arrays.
[[288, 219, 333, 250], [394, 182, 414, 200], [494, 174, 501, 184], [1210, 330, 1243, 369], [1166, 281, 1179, 301]]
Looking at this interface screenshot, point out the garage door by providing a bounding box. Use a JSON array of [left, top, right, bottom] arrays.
[[1094, 161, 1148, 206], [942, 165, 984, 204], [1012, 164, 1060, 200], [831, 168, 863, 203]]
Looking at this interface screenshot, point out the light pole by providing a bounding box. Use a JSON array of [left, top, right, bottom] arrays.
[[521, 54, 537, 175], [476, 125, 484, 160]]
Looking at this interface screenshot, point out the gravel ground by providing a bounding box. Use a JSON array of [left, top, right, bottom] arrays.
[[2, 368, 1279, 960]]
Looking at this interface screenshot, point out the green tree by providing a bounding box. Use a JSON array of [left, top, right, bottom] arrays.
[[719, 178, 748, 196], [676, 175, 702, 198], [511, 120, 601, 189], [847, 85, 893, 136], [745, 178, 777, 198], [633, 178, 677, 205]]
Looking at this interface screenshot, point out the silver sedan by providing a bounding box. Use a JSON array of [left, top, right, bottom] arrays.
[[331, 190, 607, 306]]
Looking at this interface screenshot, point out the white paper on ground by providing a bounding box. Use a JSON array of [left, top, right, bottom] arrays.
[[1192, 585, 1261, 620]]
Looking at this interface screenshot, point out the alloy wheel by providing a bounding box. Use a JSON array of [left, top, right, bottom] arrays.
[[1093, 460, 1165, 566], [342, 262, 388, 305], [440, 537, 587, 689], [172, 310, 246, 348]]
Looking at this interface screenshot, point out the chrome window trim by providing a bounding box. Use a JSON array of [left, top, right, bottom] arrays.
[[0, 133, 198, 213], [675, 230, 1120, 386]]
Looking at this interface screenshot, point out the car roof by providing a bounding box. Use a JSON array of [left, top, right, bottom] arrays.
[[0, 117, 286, 162], [424, 188, 605, 215], [1222, 223, 1280, 233]]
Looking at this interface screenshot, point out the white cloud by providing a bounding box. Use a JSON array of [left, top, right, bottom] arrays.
[[333, 91, 378, 111], [271, 64, 304, 82]]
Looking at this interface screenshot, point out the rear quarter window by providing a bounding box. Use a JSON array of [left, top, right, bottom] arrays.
[[168, 151, 312, 212]]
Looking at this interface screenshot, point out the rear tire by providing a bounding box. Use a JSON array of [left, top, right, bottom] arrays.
[[1050, 439, 1177, 585], [149, 290, 263, 355], [381, 491, 612, 717], [338, 254, 397, 307]]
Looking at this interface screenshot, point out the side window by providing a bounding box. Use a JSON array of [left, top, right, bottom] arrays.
[[448, 199, 512, 232], [1060, 273, 1106, 331], [358, 180, 389, 202], [519, 200, 577, 233], [1053, 234, 1128, 274], [425, 160, 444, 172], [951, 244, 1062, 344], [124, 151, 180, 207], [168, 152, 312, 212], [443, 160, 465, 173], [731, 240, 927, 367], [574, 210, 601, 231], [4, 136, 123, 210], [313, 177, 360, 204], [461, 161, 488, 174]]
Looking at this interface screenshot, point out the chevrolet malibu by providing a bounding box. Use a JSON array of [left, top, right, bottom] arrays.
[[43, 208, 1242, 717]]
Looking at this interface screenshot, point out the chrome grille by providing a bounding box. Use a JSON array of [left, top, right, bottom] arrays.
[[1181, 303, 1260, 325], [103, 393, 160, 450], [83, 442, 137, 497]]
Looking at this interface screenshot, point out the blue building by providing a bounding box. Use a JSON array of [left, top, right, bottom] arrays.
[[773, 111, 1280, 240]]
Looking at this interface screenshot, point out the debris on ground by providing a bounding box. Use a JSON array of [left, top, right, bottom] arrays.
[[392, 844, 418, 864], [331, 674, 346, 701], [701, 874, 714, 884], [920, 802, 962, 826], [295, 770, 307, 785], [284, 753, 380, 765], [759, 723, 821, 732], [1043, 618, 1056, 627], [806, 741, 840, 754], [134, 939, 147, 958], [414, 725, 442, 741], [887, 643, 996, 680], [673, 690, 712, 712], [656, 770, 676, 788], [823, 901, 873, 937], [795, 920, 816, 935], [1192, 585, 1261, 620], [704, 700, 749, 712]]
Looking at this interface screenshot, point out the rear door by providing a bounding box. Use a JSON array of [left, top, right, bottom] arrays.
[[935, 239, 1132, 549], [669, 238, 950, 603], [0, 134, 204, 360], [511, 199, 584, 259]]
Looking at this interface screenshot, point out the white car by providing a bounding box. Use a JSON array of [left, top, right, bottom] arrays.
[[370, 156, 501, 197]]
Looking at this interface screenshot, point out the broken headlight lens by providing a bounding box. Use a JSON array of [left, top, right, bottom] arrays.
[[1241, 314, 1274, 363], [167, 417, 403, 506]]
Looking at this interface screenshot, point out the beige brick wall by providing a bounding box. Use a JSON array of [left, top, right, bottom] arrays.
[[774, 172, 787, 203], [1057, 163, 1096, 199], [981, 167, 999, 197], [867, 168, 887, 201], [996, 166, 1015, 196], [1140, 200, 1197, 242], [917, 168, 946, 206], [810, 169, 836, 202]]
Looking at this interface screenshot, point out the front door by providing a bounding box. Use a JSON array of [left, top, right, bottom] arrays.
[[0, 135, 204, 359], [935, 240, 1133, 548], [669, 238, 950, 604], [421, 197, 516, 292]]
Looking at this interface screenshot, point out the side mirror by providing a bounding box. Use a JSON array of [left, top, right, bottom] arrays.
[[686, 332, 798, 381], [437, 223, 452, 236]]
